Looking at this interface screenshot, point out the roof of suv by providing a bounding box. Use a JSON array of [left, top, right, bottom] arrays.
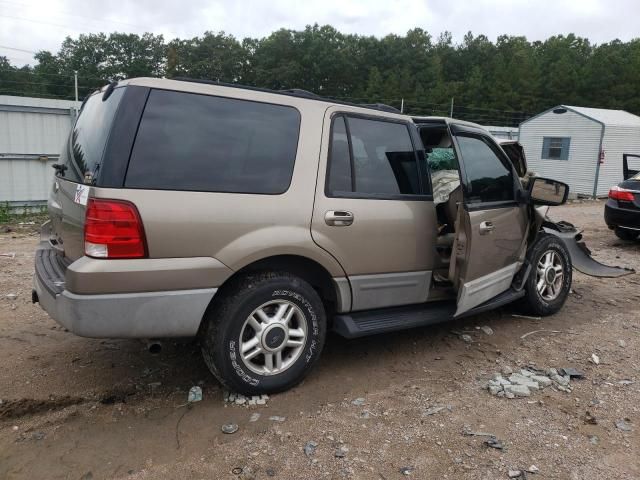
[[412, 115, 490, 132], [104, 78, 491, 133], [115, 77, 410, 120]]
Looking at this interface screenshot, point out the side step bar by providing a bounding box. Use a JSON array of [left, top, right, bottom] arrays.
[[332, 289, 525, 339], [333, 301, 456, 339]]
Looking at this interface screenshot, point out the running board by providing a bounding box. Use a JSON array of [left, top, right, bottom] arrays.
[[332, 289, 525, 339], [333, 301, 456, 339]]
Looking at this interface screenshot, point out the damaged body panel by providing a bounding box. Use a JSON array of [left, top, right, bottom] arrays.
[[543, 220, 634, 277]]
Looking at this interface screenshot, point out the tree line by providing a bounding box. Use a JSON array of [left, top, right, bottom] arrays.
[[1, 25, 639, 126]]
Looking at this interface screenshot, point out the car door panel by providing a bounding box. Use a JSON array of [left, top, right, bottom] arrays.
[[450, 127, 528, 315], [311, 107, 438, 312], [454, 205, 527, 315]]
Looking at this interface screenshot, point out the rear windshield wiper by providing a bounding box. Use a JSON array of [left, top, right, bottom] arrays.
[[52, 163, 67, 176]]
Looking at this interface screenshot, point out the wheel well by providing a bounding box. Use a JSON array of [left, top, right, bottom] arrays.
[[222, 255, 338, 312]]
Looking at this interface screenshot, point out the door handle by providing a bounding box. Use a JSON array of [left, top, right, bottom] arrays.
[[479, 221, 495, 235], [325, 210, 354, 226]]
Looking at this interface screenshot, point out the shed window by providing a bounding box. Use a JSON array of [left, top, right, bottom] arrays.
[[542, 137, 571, 160]]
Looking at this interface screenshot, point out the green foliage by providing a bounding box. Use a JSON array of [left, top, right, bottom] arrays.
[[2, 26, 640, 126], [0, 202, 48, 225], [0, 202, 10, 224]]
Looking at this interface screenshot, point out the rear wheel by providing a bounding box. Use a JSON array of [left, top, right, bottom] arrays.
[[519, 233, 572, 316], [200, 272, 326, 395], [614, 227, 639, 241]]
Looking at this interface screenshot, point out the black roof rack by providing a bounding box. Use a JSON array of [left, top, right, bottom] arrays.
[[278, 88, 321, 99], [360, 103, 401, 114], [170, 77, 402, 114]]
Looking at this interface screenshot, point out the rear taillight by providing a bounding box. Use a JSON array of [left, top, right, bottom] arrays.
[[84, 198, 147, 259], [609, 186, 636, 202]]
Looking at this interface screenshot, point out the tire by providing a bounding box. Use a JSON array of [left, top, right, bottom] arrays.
[[614, 227, 639, 241], [519, 233, 572, 316], [200, 272, 327, 395]]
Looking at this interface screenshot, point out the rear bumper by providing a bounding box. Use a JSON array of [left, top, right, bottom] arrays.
[[604, 201, 640, 230], [34, 245, 217, 338]]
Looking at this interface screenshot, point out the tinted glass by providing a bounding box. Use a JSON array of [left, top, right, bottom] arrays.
[[125, 89, 301, 194], [347, 117, 419, 195], [59, 87, 124, 184], [327, 116, 352, 193], [456, 135, 514, 203]]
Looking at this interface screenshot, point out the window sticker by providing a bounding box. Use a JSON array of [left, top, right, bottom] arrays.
[[74, 184, 90, 206]]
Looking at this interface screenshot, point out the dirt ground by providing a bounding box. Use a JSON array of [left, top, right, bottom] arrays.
[[1, 201, 639, 480]]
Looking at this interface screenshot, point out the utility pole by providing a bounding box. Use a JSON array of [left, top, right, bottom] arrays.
[[400, 98, 404, 113], [74, 71, 79, 109], [450, 97, 454, 118]]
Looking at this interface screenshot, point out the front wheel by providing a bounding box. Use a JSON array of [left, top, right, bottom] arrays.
[[200, 272, 326, 395], [519, 233, 572, 316]]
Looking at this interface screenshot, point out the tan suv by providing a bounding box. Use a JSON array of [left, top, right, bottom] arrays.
[[33, 77, 626, 394]]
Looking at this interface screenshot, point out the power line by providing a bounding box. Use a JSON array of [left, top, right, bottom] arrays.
[[0, 13, 96, 33], [0, 79, 99, 89], [0, 0, 151, 31], [0, 44, 36, 54], [0, 90, 76, 99], [0, 68, 108, 82]]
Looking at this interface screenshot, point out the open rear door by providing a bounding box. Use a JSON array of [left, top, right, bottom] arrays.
[[623, 154, 640, 180], [448, 125, 528, 316]]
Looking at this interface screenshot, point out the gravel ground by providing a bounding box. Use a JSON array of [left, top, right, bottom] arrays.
[[1, 200, 639, 480]]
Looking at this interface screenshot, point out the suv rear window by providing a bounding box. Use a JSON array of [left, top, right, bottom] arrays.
[[125, 89, 301, 194], [58, 87, 125, 184]]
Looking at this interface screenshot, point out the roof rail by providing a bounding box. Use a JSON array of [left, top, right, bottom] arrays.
[[278, 88, 321, 99], [169, 77, 403, 114], [359, 103, 401, 114]]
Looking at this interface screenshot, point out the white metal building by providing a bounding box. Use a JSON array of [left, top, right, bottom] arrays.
[[519, 105, 640, 197], [484, 125, 519, 141], [0, 95, 77, 207]]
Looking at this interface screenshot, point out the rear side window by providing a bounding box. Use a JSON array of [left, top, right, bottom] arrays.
[[125, 89, 301, 194], [327, 115, 421, 197], [59, 87, 125, 184], [327, 116, 353, 192]]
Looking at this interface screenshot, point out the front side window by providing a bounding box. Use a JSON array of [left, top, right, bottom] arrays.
[[327, 115, 420, 196], [542, 137, 571, 160], [125, 89, 301, 194], [456, 134, 515, 204]]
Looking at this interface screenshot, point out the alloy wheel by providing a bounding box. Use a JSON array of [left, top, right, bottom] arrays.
[[238, 300, 308, 376]]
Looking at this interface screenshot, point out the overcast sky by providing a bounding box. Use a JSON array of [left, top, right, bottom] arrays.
[[1, 0, 639, 65]]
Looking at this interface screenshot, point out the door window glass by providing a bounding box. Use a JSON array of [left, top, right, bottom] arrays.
[[327, 116, 420, 197], [456, 135, 514, 203], [347, 117, 419, 195], [327, 116, 352, 193]]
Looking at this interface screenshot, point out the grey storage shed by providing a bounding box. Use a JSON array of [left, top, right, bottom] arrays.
[[0, 95, 77, 208], [519, 105, 640, 197]]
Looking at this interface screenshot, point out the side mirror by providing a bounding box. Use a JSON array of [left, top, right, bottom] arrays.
[[528, 177, 569, 206]]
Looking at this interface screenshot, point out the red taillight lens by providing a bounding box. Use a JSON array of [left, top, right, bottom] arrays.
[[609, 186, 636, 202], [84, 198, 147, 259]]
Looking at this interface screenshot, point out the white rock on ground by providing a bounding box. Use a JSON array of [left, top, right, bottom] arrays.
[[530, 375, 552, 387], [504, 384, 531, 397], [480, 326, 494, 335]]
